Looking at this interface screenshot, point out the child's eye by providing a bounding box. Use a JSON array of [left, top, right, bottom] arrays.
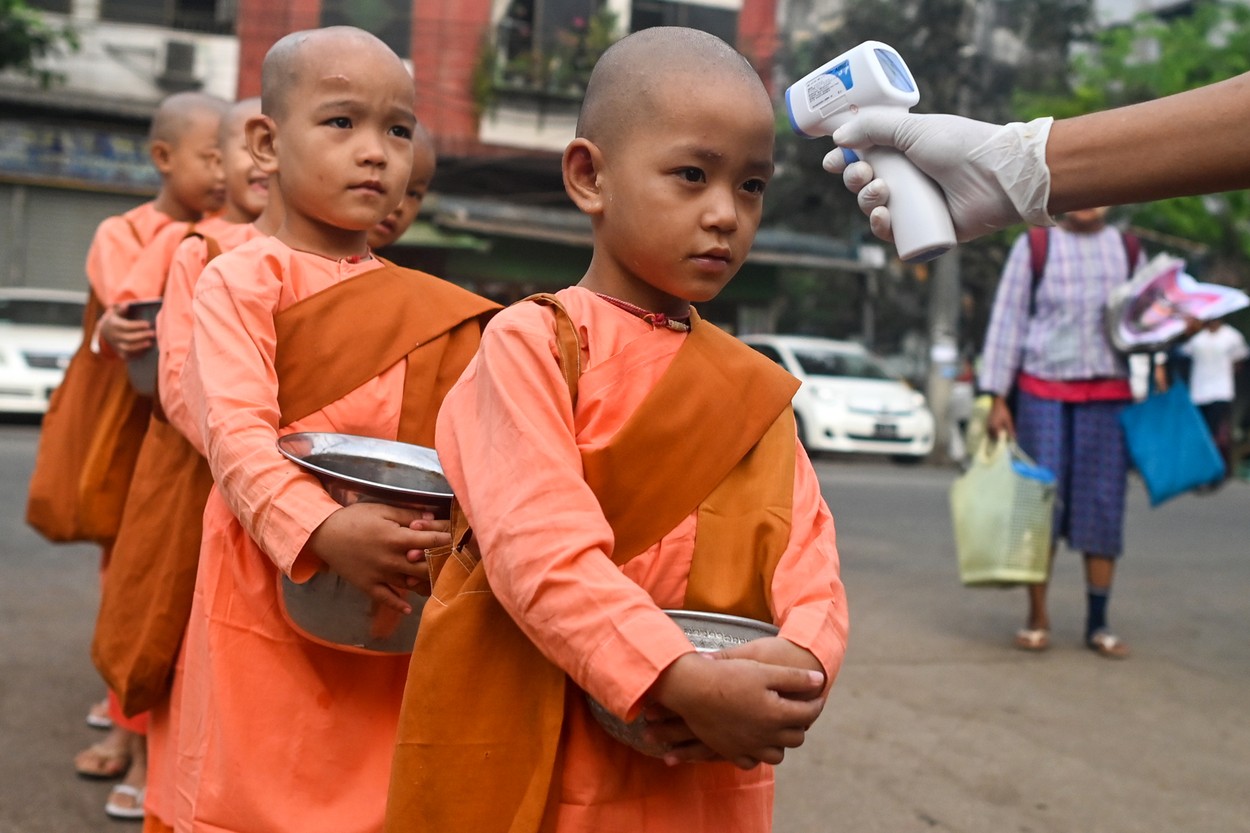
[[677, 167, 706, 183], [742, 178, 767, 195], [326, 117, 352, 129], [390, 125, 414, 139]]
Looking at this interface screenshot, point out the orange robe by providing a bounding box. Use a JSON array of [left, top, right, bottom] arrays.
[[174, 236, 494, 833], [95, 216, 234, 738], [403, 287, 848, 832], [99, 222, 263, 831]]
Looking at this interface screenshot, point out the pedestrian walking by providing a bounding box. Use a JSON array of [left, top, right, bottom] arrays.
[[978, 207, 1146, 659], [1177, 319, 1249, 486]]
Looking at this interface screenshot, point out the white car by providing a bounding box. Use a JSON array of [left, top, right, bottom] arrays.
[[740, 334, 935, 460], [0, 288, 87, 414]]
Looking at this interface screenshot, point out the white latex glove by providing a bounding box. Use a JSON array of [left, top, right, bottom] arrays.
[[822, 111, 1056, 243]]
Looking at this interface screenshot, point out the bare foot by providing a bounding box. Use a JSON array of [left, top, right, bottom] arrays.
[[74, 726, 131, 779]]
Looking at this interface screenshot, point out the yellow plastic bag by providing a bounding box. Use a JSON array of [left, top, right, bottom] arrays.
[[949, 437, 1055, 586]]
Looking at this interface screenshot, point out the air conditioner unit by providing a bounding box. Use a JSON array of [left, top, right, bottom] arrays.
[[157, 40, 202, 92]]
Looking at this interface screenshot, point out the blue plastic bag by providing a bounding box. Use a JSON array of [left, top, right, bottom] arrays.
[[1119, 380, 1224, 506]]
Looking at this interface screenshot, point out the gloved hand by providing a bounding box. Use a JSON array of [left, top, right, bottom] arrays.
[[821, 111, 1056, 243]]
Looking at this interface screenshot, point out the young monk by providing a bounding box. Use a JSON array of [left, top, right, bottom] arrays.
[[367, 121, 436, 251], [387, 26, 848, 833], [172, 27, 497, 833], [89, 96, 274, 831], [84, 93, 228, 823], [25, 91, 226, 811]]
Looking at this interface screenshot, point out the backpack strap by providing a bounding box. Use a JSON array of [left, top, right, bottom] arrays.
[[1122, 232, 1141, 274], [1026, 226, 1049, 317]]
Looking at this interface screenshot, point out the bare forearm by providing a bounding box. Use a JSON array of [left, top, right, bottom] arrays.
[[1048, 73, 1250, 213]]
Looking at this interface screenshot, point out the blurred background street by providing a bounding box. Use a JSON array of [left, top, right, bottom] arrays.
[[2, 421, 1247, 833]]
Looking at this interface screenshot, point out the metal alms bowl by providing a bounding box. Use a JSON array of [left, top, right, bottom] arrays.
[[586, 610, 780, 757], [275, 432, 454, 654], [124, 298, 163, 396], [276, 431, 454, 514]]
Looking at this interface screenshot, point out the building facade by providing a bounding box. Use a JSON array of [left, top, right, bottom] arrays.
[[0, 0, 870, 331]]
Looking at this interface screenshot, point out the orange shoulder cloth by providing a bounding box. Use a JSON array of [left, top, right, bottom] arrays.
[[26, 292, 151, 545], [387, 304, 799, 833], [275, 259, 498, 442]]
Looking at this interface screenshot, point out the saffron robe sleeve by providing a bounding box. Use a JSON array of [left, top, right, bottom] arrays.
[[157, 235, 210, 453], [182, 244, 373, 578], [159, 223, 261, 455], [435, 287, 847, 720]]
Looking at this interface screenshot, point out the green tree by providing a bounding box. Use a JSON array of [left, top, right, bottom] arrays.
[[1018, 0, 1250, 286], [0, 0, 77, 87], [769, 0, 1094, 349]]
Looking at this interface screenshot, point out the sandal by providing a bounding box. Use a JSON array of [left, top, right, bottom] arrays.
[[1013, 628, 1050, 652], [1087, 629, 1130, 659], [105, 784, 146, 820], [74, 742, 131, 780], [86, 698, 112, 730]]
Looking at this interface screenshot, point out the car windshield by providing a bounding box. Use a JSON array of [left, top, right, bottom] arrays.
[[0, 298, 84, 328], [793, 346, 893, 380]]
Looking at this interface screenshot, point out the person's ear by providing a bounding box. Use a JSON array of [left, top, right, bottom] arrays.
[[246, 114, 280, 175], [562, 138, 606, 215], [149, 140, 174, 175]]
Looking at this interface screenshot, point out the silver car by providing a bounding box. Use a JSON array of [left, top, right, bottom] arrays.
[[740, 334, 935, 461], [0, 288, 87, 414]]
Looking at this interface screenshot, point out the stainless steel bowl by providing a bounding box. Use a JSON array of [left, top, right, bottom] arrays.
[[124, 299, 162, 396], [275, 432, 453, 654], [586, 610, 779, 757]]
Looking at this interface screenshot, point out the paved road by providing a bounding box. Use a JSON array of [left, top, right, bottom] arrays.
[[1, 420, 1247, 832]]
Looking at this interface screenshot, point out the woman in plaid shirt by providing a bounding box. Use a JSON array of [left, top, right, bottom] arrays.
[[979, 206, 1146, 660]]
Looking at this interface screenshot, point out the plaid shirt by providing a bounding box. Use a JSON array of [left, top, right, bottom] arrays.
[[978, 226, 1145, 396]]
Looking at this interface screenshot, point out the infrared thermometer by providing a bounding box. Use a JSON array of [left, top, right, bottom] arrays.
[[785, 41, 956, 263]]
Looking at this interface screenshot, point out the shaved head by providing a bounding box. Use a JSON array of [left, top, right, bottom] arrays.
[[576, 27, 767, 151], [220, 96, 261, 146], [149, 91, 229, 145], [261, 26, 404, 122]]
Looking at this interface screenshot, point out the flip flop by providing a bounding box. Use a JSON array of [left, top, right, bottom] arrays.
[[1013, 627, 1050, 652], [74, 742, 131, 780], [105, 784, 146, 820], [86, 698, 112, 730], [1087, 629, 1130, 659]]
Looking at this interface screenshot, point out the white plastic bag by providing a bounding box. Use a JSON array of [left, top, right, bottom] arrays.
[[949, 438, 1056, 586]]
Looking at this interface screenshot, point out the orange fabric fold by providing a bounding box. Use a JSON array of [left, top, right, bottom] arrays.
[[27, 208, 166, 545]]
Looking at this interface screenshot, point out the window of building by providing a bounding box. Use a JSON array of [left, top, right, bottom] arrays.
[[629, 0, 737, 44], [320, 0, 412, 59], [492, 0, 608, 96], [99, 0, 236, 35]]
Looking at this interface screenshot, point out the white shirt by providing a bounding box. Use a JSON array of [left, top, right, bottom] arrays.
[[1180, 324, 1249, 404]]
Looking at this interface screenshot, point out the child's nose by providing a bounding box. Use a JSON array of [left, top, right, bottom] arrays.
[[702, 187, 740, 232], [357, 132, 388, 167]]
